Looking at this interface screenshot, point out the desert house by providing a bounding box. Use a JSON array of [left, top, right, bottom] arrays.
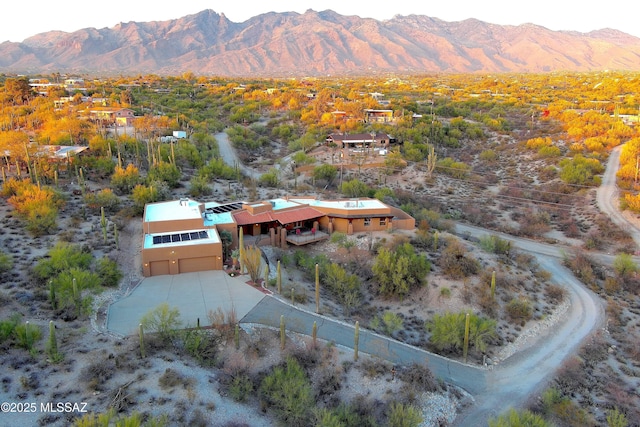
[[141, 196, 415, 277]]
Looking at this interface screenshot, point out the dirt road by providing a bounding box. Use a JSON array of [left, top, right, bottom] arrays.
[[597, 145, 640, 249]]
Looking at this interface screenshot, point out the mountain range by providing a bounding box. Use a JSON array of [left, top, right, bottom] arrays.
[[1, 9, 640, 76]]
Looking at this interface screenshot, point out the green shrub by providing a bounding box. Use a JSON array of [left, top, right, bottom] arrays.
[[489, 408, 551, 427], [0, 250, 13, 274], [260, 357, 314, 426], [140, 303, 182, 343], [95, 257, 123, 288], [229, 374, 253, 402], [0, 315, 20, 343], [14, 322, 42, 351], [387, 402, 423, 427], [506, 298, 533, 324]]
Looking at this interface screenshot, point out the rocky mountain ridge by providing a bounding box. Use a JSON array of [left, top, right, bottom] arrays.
[[1, 9, 639, 75]]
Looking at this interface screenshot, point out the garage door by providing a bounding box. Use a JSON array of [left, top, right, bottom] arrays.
[[149, 260, 170, 276], [178, 257, 215, 274]]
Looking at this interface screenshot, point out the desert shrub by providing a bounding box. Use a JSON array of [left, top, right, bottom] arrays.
[[80, 357, 116, 391], [198, 157, 237, 180], [259, 168, 280, 187], [0, 315, 20, 343], [315, 402, 376, 427], [158, 368, 193, 390], [147, 161, 181, 188], [505, 298, 533, 324], [341, 179, 372, 198], [188, 175, 212, 197], [559, 155, 603, 186], [426, 312, 497, 355], [370, 311, 404, 337], [436, 157, 471, 179], [228, 374, 253, 402], [324, 263, 361, 311], [242, 245, 264, 284], [0, 250, 13, 274], [545, 284, 567, 303], [52, 268, 100, 317], [259, 357, 314, 427], [95, 257, 123, 288], [386, 402, 423, 427], [397, 363, 442, 393], [183, 328, 218, 365], [372, 242, 430, 299], [12, 322, 42, 351], [613, 253, 638, 278], [537, 145, 562, 158], [33, 242, 93, 282], [140, 303, 182, 343], [110, 163, 140, 194], [83, 188, 120, 213], [489, 408, 551, 427], [606, 408, 629, 427], [479, 235, 511, 255], [439, 239, 479, 279], [541, 387, 592, 426]]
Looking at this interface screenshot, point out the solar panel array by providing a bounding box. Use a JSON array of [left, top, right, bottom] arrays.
[[206, 202, 244, 214], [152, 230, 209, 245]]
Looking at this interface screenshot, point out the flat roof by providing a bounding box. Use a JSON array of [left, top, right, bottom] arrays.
[[143, 228, 220, 249], [144, 199, 202, 223], [204, 211, 235, 226], [289, 197, 389, 211]]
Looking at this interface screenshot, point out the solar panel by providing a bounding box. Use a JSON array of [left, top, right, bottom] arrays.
[[152, 230, 210, 245]]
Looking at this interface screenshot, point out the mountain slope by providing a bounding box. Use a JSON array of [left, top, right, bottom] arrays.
[[1, 9, 639, 75]]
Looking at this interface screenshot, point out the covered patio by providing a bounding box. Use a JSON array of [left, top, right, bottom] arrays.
[[285, 229, 329, 245]]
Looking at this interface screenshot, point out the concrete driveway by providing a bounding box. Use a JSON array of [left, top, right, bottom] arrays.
[[107, 271, 267, 336]]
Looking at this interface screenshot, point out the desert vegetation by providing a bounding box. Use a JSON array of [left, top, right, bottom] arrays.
[[1, 71, 640, 425]]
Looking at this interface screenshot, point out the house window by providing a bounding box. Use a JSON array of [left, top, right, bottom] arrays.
[[380, 218, 386, 226], [364, 218, 371, 226]]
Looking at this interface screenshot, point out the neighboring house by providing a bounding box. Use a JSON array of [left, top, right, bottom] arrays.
[[141, 196, 415, 277], [326, 133, 393, 150], [89, 108, 136, 126], [364, 109, 394, 123]]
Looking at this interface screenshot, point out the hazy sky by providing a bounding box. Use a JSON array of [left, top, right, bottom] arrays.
[[2, 1, 638, 43]]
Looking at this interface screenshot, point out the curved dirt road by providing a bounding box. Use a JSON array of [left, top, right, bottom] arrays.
[[451, 225, 604, 425], [597, 145, 640, 249], [214, 130, 261, 180]]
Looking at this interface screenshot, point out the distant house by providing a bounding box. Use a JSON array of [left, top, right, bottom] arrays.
[[325, 133, 394, 150], [89, 108, 136, 126], [141, 196, 415, 277], [364, 109, 394, 123]]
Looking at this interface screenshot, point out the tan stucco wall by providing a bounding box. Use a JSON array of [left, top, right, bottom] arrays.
[[142, 242, 223, 277]]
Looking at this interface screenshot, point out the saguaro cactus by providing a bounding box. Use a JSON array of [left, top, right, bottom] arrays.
[[312, 321, 317, 348], [463, 312, 470, 362], [235, 324, 240, 350], [72, 278, 81, 318], [490, 270, 496, 300], [113, 223, 119, 249], [100, 207, 108, 243], [49, 280, 56, 310], [277, 260, 282, 294], [48, 321, 58, 359], [139, 323, 146, 358], [315, 263, 320, 313], [280, 315, 286, 350], [433, 230, 439, 251], [354, 321, 360, 361]]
